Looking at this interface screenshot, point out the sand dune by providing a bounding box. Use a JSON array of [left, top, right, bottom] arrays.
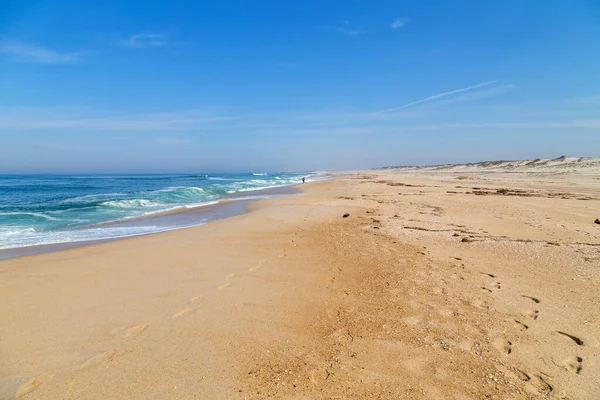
[[377, 156, 600, 174]]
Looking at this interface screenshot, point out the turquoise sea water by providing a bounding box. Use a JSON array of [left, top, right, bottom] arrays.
[[0, 172, 312, 250]]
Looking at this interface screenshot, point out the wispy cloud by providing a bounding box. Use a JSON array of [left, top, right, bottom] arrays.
[[0, 108, 237, 131], [391, 18, 409, 30], [437, 84, 516, 105], [330, 21, 366, 36], [0, 40, 83, 64], [253, 119, 600, 136], [375, 80, 500, 114], [122, 33, 170, 47], [430, 120, 600, 129], [337, 27, 366, 36], [289, 85, 512, 126]]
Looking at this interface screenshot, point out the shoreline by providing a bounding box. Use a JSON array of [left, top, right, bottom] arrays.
[[0, 184, 302, 261]]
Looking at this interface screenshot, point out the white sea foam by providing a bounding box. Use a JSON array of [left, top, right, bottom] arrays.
[[101, 199, 163, 208], [0, 227, 37, 237], [137, 201, 220, 216], [61, 193, 128, 204], [156, 186, 205, 193], [0, 224, 204, 251], [237, 184, 292, 192], [252, 173, 268, 176]]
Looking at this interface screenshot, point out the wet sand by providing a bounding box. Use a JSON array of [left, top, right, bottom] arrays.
[[1, 172, 599, 399]]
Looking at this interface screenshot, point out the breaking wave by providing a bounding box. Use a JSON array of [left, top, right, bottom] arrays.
[[0, 171, 315, 252]]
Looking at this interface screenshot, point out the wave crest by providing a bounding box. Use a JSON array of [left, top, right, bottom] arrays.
[[101, 199, 163, 208], [0, 212, 60, 221]]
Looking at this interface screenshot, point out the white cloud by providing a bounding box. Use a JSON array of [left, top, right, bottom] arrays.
[[0, 40, 83, 64], [122, 33, 170, 48], [0, 108, 236, 131], [391, 18, 409, 30], [375, 80, 500, 114]]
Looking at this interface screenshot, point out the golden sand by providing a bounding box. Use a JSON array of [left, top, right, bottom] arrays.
[[1, 171, 599, 399]]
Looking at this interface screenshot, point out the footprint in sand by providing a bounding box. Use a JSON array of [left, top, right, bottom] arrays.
[[556, 331, 584, 346], [432, 286, 448, 295], [523, 309, 539, 320], [217, 273, 236, 289], [514, 320, 529, 331], [172, 308, 193, 318], [81, 348, 117, 369], [562, 356, 583, 374], [15, 377, 42, 398], [490, 364, 531, 384], [481, 279, 501, 292], [114, 324, 148, 339], [526, 375, 553, 396], [514, 369, 531, 382], [190, 295, 205, 303], [521, 295, 541, 304], [493, 337, 512, 355], [172, 295, 206, 318], [329, 328, 354, 344]]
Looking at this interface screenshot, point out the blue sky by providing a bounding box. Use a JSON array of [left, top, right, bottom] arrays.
[[0, 0, 599, 173]]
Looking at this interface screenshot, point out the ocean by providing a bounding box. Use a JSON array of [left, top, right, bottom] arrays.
[[0, 172, 312, 251]]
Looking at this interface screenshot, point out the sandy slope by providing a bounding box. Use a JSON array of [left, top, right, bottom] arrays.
[[1, 170, 599, 399], [377, 156, 600, 175]]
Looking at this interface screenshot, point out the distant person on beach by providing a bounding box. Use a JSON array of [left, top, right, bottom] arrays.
[[302, 177, 306, 184]]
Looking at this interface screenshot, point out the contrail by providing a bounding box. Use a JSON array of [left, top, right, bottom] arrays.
[[376, 80, 499, 114]]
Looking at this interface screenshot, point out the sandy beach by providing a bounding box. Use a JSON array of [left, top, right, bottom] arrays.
[[1, 165, 599, 399]]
